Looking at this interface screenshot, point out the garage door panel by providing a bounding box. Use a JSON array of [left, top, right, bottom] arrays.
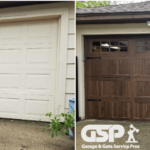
[[0, 95, 54, 121], [135, 81, 150, 96], [118, 102, 130, 119], [87, 80, 99, 98], [86, 37, 150, 121], [0, 22, 23, 44], [132, 40, 150, 121], [24, 95, 54, 121], [27, 19, 57, 43], [25, 100, 49, 117], [0, 74, 20, 89], [25, 70, 55, 95], [134, 59, 150, 77], [0, 19, 58, 121], [26, 73, 55, 94], [26, 43, 57, 69], [86, 37, 132, 120], [119, 59, 131, 75], [90, 59, 117, 75], [112, 102, 118, 118], [27, 48, 51, 64], [103, 80, 130, 96], [0, 45, 57, 70], [134, 102, 150, 121], [87, 97, 130, 119], [0, 49, 21, 64], [25, 99, 49, 117], [88, 80, 130, 98], [134, 96, 150, 120], [0, 98, 20, 115], [87, 101, 113, 119], [87, 101, 99, 119], [27, 21, 51, 43], [89, 58, 131, 76], [100, 101, 112, 118], [0, 70, 55, 95]]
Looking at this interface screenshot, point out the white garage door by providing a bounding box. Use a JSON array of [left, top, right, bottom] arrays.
[[0, 19, 58, 121]]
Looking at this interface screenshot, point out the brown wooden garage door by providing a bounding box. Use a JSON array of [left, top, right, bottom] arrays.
[[84, 35, 150, 121]]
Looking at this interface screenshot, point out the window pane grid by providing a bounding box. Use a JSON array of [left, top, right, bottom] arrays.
[[136, 40, 150, 52], [92, 40, 128, 53]]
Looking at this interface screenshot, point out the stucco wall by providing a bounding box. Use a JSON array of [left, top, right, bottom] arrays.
[[77, 23, 150, 120], [0, 2, 75, 118]]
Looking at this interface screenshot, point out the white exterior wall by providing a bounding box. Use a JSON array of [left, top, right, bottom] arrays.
[[0, 2, 75, 120], [65, 3, 75, 114], [77, 23, 150, 120]]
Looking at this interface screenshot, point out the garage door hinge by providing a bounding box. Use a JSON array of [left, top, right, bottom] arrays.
[[87, 57, 101, 59], [87, 99, 101, 101]]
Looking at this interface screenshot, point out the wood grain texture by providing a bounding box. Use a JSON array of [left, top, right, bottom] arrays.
[[84, 36, 150, 121]]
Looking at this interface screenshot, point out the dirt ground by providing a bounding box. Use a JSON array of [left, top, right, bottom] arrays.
[[76, 120, 150, 150], [0, 118, 74, 150]]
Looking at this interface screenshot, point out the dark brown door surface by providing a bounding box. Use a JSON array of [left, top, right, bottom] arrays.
[[84, 35, 150, 121]]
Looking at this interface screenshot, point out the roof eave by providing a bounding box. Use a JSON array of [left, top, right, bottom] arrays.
[[76, 11, 150, 17], [76, 12, 150, 24]]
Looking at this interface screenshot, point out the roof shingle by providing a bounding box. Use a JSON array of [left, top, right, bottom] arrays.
[[76, 1, 150, 14]]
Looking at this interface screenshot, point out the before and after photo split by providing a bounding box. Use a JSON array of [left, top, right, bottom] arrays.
[[0, 0, 150, 150]]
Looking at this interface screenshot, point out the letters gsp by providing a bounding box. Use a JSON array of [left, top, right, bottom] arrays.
[[81, 125, 125, 142]]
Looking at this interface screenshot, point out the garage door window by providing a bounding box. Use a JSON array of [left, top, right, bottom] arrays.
[[92, 40, 128, 52], [136, 40, 150, 52], [92, 41, 100, 52]]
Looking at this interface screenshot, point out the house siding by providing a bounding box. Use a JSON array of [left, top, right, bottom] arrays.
[[65, 3, 75, 113]]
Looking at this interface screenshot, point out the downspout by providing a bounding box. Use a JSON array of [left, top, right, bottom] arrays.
[[75, 56, 79, 122]]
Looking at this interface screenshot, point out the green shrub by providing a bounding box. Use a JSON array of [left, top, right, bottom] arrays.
[[43, 108, 75, 138], [75, 0, 110, 8]]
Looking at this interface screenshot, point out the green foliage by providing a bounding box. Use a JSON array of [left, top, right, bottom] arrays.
[[76, 1, 110, 8], [43, 107, 75, 138]]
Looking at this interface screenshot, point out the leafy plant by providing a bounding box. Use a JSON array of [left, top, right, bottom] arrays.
[[76, 1, 110, 8], [43, 107, 75, 138]]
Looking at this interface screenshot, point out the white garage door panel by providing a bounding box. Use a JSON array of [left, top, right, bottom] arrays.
[[0, 95, 54, 121], [0, 74, 20, 89], [26, 44, 57, 69], [0, 24, 22, 44], [0, 19, 58, 121], [0, 98, 19, 114], [26, 71, 56, 95], [0, 70, 56, 95], [0, 19, 57, 44], [0, 45, 57, 69], [25, 96, 54, 120], [0, 49, 21, 64]]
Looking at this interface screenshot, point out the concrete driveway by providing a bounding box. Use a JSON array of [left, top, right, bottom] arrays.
[[76, 120, 150, 150], [0, 118, 74, 150]]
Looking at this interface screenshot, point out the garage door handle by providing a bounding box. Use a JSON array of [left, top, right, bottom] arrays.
[[87, 99, 101, 101], [87, 57, 101, 59]]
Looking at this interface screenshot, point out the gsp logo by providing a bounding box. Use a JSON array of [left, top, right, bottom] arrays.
[[81, 125, 125, 142]]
